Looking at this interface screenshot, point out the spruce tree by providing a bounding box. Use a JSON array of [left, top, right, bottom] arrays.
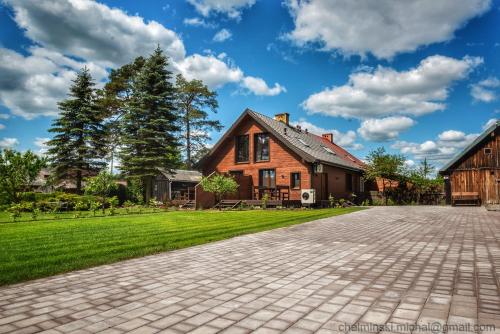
[[175, 74, 222, 168], [47, 67, 107, 193], [120, 47, 180, 202], [96, 57, 146, 173]]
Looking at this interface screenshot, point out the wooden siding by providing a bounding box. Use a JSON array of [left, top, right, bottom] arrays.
[[447, 129, 500, 204], [312, 165, 362, 201], [203, 114, 311, 201]]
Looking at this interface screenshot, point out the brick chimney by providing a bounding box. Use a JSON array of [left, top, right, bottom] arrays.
[[274, 113, 290, 126], [322, 133, 333, 143]]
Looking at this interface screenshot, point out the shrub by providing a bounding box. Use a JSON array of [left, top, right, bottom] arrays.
[[261, 193, 270, 209], [107, 196, 119, 216], [89, 201, 100, 216], [31, 207, 40, 221], [7, 204, 22, 222], [123, 200, 134, 214], [199, 174, 238, 210], [328, 194, 336, 208]]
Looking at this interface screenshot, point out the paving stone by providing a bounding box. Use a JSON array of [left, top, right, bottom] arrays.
[[0, 207, 498, 334]]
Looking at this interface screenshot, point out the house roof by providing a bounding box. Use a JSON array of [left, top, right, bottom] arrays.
[[439, 120, 499, 173], [159, 169, 202, 183], [207, 108, 364, 172]]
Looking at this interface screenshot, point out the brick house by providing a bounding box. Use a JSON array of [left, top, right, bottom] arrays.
[[197, 109, 365, 207]]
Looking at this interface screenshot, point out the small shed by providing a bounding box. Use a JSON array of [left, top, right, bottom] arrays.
[[439, 121, 499, 205], [153, 169, 202, 202]]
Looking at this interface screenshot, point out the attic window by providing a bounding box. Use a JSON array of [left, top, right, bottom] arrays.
[[322, 146, 335, 155], [298, 139, 309, 147], [484, 147, 492, 155]]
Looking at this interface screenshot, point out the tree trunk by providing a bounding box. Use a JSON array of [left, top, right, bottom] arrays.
[[76, 170, 82, 194], [144, 176, 153, 203], [185, 108, 192, 169]]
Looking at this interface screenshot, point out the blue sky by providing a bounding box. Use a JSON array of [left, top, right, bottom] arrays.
[[0, 0, 499, 169]]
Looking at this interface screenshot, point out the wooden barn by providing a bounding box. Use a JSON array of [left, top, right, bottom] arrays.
[[439, 120, 499, 206], [197, 109, 366, 208]]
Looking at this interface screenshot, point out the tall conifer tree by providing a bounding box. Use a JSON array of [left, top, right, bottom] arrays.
[[175, 74, 222, 168], [47, 67, 107, 193], [120, 47, 180, 201]]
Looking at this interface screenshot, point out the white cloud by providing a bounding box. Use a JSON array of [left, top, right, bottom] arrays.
[[470, 77, 500, 102], [291, 118, 363, 150], [285, 0, 491, 59], [5, 0, 186, 67], [392, 129, 478, 162], [404, 159, 416, 168], [175, 54, 243, 89], [483, 118, 497, 130], [183, 17, 216, 28], [213, 28, 232, 42], [0, 48, 76, 119], [1, 0, 284, 118], [302, 55, 482, 119], [240, 76, 287, 96], [0, 137, 19, 149], [187, 0, 256, 19], [357, 116, 415, 141], [0, 114, 9, 120], [34, 137, 50, 155]]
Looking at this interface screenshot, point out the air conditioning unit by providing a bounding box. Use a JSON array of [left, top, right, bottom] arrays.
[[301, 189, 316, 205]]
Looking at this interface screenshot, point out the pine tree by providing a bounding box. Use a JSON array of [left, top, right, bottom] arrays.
[[47, 67, 107, 193], [96, 57, 146, 173], [175, 74, 222, 168], [120, 47, 180, 202]]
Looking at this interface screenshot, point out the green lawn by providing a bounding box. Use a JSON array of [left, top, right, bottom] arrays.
[[0, 207, 164, 223], [0, 208, 363, 286]]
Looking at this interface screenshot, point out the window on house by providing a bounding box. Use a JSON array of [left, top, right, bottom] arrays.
[[484, 147, 492, 154], [254, 133, 270, 161], [259, 169, 276, 188], [291, 172, 301, 189], [345, 173, 353, 192], [235, 135, 249, 163]]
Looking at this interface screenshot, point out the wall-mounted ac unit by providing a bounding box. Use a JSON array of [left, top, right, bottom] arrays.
[[301, 189, 316, 204]]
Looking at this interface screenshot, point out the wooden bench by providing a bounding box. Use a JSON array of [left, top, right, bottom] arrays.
[[451, 192, 481, 206]]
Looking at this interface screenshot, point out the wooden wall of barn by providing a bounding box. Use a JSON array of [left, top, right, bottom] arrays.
[[447, 129, 499, 204]]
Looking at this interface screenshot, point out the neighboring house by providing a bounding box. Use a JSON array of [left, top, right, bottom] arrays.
[[30, 168, 99, 193], [198, 109, 365, 207], [153, 169, 202, 202], [439, 120, 499, 205]]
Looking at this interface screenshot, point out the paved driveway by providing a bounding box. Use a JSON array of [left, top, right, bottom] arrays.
[[1, 207, 499, 334]]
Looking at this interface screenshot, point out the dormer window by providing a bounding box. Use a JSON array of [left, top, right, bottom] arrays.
[[235, 135, 249, 163], [254, 133, 270, 162]]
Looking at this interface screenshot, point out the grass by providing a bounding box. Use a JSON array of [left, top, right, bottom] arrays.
[[0, 207, 164, 223], [0, 208, 363, 286]]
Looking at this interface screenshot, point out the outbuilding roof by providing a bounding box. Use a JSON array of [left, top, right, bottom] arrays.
[[159, 169, 202, 182], [439, 120, 499, 173], [207, 109, 365, 172]]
